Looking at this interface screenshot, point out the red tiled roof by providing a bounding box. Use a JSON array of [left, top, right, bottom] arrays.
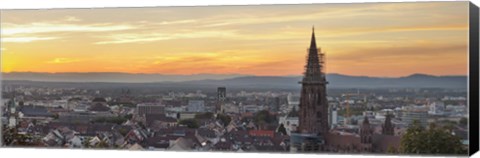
[[249, 130, 274, 138]]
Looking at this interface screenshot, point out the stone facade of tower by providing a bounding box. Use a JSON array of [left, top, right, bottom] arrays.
[[298, 28, 329, 136], [360, 116, 373, 152], [382, 113, 395, 135]]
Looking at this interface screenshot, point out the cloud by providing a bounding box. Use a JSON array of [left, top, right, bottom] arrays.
[[320, 24, 467, 38], [157, 19, 198, 25], [1, 22, 137, 43], [46, 58, 81, 64], [2, 37, 59, 43], [2, 23, 136, 36], [332, 43, 467, 61], [65, 16, 82, 22], [95, 30, 238, 44]]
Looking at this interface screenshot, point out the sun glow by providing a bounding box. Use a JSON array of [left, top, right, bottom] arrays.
[[0, 2, 469, 77]]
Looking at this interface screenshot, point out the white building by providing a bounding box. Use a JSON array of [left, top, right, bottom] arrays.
[[222, 103, 240, 114], [241, 105, 267, 113], [187, 100, 205, 113], [328, 104, 338, 128], [402, 106, 429, 127], [375, 109, 394, 120], [278, 115, 298, 135], [428, 101, 445, 115], [137, 103, 165, 116], [287, 93, 300, 109]]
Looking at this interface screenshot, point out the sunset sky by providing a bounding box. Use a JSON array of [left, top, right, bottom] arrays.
[[0, 2, 469, 77]]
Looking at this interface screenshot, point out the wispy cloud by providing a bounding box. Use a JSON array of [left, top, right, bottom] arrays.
[[95, 30, 238, 44], [1, 22, 138, 43], [2, 37, 59, 43], [2, 23, 136, 36], [46, 58, 81, 64], [65, 16, 82, 22]]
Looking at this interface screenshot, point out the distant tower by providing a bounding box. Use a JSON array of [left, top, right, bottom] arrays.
[[329, 104, 338, 129], [7, 96, 18, 128], [216, 87, 226, 113], [382, 113, 395, 135], [273, 97, 280, 112], [360, 116, 373, 152], [298, 27, 329, 136]]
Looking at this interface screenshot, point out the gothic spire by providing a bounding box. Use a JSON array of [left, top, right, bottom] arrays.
[[310, 26, 317, 49], [363, 116, 370, 125], [303, 27, 322, 81]]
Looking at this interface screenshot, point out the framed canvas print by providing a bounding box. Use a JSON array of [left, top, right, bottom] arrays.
[[1, 0, 479, 157]]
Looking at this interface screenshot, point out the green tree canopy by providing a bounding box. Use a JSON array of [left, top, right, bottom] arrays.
[[2, 125, 37, 146], [216, 114, 231, 126], [254, 110, 276, 124], [178, 119, 200, 129], [400, 120, 467, 155], [277, 123, 287, 135], [195, 112, 214, 119], [459, 117, 468, 127]]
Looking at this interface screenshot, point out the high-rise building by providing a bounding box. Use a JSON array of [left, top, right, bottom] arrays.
[[329, 104, 338, 129], [402, 107, 428, 127], [188, 100, 206, 113], [298, 27, 329, 136]]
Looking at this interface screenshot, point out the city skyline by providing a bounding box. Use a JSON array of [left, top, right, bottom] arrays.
[[1, 2, 469, 77]]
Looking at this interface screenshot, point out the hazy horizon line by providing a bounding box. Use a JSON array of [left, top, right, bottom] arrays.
[[1, 71, 468, 78]]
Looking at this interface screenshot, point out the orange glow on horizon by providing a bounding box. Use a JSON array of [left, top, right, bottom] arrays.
[[0, 2, 469, 77]]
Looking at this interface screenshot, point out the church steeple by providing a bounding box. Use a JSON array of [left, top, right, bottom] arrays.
[[303, 26, 325, 83], [310, 26, 317, 49], [382, 112, 395, 135], [297, 27, 329, 136]]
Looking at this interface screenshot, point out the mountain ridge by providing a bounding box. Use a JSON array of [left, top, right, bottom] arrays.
[[1, 72, 467, 89]]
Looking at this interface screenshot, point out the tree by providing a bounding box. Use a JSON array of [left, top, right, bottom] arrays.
[[400, 120, 467, 155], [216, 114, 231, 126], [53, 114, 60, 119], [387, 145, 397, 154], [277, 123, 287, 135], [195, 112, 214, 119], [459, 117, 467, 126], [254, 110, 276, 124], [124, 114, 133, 120], [2, 125, 36, 146], [96, 140, 110, 148], [83, 137, 92, 148], [178, 119, 199, 129], [2, 125, 16, 145]]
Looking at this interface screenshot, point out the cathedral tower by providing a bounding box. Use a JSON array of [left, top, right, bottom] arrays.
[[298, 27, 329, 136], [382, 112, 395, 135]]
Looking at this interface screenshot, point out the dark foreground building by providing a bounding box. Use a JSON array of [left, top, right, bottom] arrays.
[[291, 28, 401, 153], [297, 27, 329, 136]]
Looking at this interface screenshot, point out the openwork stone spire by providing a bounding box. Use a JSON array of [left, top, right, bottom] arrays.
[[298, 27, 329, 137], [303, 26, 326, 84]]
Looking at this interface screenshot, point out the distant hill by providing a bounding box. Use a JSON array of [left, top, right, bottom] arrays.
[[181, 73, 466, 89], [2, 72, 243, 83], [2, 72, 467, 89]]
